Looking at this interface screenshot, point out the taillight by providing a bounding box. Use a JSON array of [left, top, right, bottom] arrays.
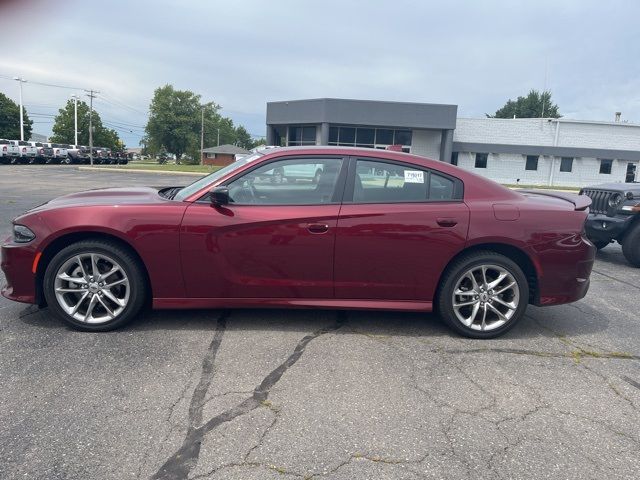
[[55, 149, 59, 154], [2, 146, 6, 152], [39, 148, 43, 154], [22, 147, 26, 153]]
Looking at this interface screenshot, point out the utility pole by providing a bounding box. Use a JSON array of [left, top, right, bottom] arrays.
[[217, 128, 220, 146], [13, 77, 27, 140], [71, 94, 78, 145], [85, 89, 99, 166], [200, 106, 205, 166]]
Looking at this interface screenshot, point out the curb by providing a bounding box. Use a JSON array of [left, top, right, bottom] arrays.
[[77, 166, 206, 176]]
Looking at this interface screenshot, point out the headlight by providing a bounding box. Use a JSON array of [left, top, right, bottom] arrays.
[[13, 224, 36, 243], [608, 193, 623, 208]]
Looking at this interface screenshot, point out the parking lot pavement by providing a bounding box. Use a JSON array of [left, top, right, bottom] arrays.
[[0, 165, 639, 480]]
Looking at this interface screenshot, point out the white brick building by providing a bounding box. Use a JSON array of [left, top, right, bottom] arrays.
[[452, 118, 640, 187], [266, 99, 640, 187]]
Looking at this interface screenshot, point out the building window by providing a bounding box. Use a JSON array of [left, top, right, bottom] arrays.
[[525, 155, 538, 171], [560, 157, 573, 172], [451, 152, 459, 166], [327, 126, 412, 149], [599, 159, 613, 174], [474, 153, 488, 168], [356, 128, 375, 147], [288, 126, 317, 146], [376, 129, 393, 145]]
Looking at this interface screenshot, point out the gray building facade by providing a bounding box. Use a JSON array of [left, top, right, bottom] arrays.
[[266, 98, 457, 162]]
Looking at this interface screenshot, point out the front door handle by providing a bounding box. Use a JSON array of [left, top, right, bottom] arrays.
[[436, 217, 458, 227], [307, 223, 330, 234]]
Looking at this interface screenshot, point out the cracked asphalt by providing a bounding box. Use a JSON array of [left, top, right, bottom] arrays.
[[1, 165, 639, 479]]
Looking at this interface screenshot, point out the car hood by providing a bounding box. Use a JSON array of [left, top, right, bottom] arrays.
[[27, 187, 170, 212]]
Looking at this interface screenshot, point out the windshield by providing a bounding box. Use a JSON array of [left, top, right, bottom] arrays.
[[174, 153, 264, 201]]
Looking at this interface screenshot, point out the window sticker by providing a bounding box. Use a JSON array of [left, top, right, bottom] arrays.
[[404, 170, 424, 183]]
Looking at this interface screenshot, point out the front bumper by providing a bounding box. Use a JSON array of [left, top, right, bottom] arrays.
[[1, 238, 38, 304], [585, 214, 633, 243]]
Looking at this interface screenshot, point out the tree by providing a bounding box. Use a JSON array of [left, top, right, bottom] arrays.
[[50, 99, 123, 149], [0, 92, 33, 139], [145, 85, 202, 163], [488, 89, 561, 119], [234, 125, 254, 149]]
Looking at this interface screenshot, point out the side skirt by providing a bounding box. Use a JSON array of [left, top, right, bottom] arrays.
[[153, 297, 433, 312]]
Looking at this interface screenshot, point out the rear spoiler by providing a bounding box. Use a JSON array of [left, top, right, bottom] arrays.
[[517, 189, 592, 211]]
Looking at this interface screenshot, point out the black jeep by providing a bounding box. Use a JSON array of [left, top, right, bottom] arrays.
[[580, 183, 640, 266]]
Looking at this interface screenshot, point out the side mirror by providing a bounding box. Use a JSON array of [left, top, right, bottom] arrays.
[[210, 186, 230, 206]]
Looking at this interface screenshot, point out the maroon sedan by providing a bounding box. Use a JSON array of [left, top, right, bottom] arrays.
[[1, 147, 595, 338]]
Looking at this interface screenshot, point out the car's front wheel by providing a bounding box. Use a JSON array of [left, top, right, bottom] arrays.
[[437, 251, 529, 339], [43, 240, 146, 331]]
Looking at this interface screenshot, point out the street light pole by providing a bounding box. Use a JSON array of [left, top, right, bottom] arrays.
[[71, 94, 78, 145], [13, 77, 27, 141]]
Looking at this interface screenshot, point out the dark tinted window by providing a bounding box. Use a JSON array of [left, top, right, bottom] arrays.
[[356, 128, 374, 146], [329, 126, 338, 143], [394, 130, 412, 146], [339, 127, 355, 144], [474, 153, 488, 168], [376, 129, 393, 144], [599, 159, 613, 174], [451, 152, 459, 166], [525, 155, 538, 171], [560, 157, 573, 172]]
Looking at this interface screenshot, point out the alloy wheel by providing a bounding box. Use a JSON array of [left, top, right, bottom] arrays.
[[53, 253, 130, 324], [451, 264, 520, 331]]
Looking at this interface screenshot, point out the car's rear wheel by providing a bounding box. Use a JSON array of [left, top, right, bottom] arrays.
[[437, 251, 529, 339], [43, 240, 146, 331], [622, 223, 640, 267]]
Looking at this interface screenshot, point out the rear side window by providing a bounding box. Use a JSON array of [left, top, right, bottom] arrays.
[[353, 159, 457, 203]]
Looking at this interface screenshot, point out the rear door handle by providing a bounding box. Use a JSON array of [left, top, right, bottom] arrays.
[[436, 217, 458, 227], [307, 223, 330, 234]]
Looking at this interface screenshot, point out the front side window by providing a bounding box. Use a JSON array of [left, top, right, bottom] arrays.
[[353, 159, 455, 203], [227, 157, 343, 205], [475, 153, 488, 168], [560, 157, 573, 172], [525, 155, 539, 171], [599, 159, 613, 174]]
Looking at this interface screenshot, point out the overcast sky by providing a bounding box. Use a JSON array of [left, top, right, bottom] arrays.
[[1, 0, 638, 147]]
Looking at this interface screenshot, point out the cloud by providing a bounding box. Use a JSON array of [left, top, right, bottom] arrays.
[[0, 0, 639, 146]]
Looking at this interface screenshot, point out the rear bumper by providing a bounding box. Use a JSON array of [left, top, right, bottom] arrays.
[[532, 234, 596, 306], [1, 239, 37, 304], [585, 214, 632, 242]]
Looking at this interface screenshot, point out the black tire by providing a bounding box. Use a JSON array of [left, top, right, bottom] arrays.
[[622, 223, 640, 267], [592, 240, 609, 250], [43, 240, 146, 331], [437, 251, 529, 339]]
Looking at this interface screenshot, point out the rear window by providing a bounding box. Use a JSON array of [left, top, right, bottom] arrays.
[[18, 141, 29, 146]]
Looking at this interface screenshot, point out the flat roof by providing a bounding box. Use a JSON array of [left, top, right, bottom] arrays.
[[266, 98, 457, 130]]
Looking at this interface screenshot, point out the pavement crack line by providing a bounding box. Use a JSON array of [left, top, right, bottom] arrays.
[[591, 269, 640, 291], [150, 312, 347, 480]]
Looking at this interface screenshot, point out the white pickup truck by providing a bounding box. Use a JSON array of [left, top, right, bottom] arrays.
[[44, 143, 69, 164], [1, 139, 20, 164], [11, 140, 38, 163]]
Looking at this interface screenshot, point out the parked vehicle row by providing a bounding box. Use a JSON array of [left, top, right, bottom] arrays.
[[0, 139, 129, 165]]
